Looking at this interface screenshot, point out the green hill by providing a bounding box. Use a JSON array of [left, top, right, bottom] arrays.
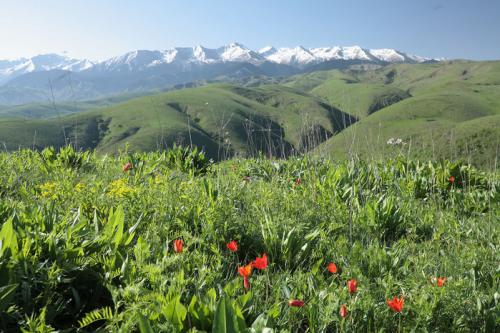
[[0, 60, 499, 167], [0, 84, 353, 159], [304, 61, 500, 168]]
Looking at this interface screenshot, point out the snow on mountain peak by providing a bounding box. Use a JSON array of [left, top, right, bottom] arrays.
[[340, 46, 371, 61], [0, 43, 434, 85], [369, 49, 405, 62], [264, 46, 316, 66], [218, 42, 262, 63]]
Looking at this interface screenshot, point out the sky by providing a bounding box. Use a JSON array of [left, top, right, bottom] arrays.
[[0, 0, 499, 61]]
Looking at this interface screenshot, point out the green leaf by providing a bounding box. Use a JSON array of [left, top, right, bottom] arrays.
[[0, 284, 18, 312], [249, 313, 275, 333], [0, 218, 18, 258], [137, 314, 154, 333], [163, 295, 187, 331], [212, 296, 240, 333]]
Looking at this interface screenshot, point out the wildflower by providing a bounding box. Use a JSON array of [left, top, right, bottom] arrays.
[[294, 178, 302, 186], [347, 279, 358, 294], [39, 182, 58, 199], [108, 178, 135, 198], [173, 239, 183, 253], [238, 263, 253, 290], [75, 183, 85, 193], [340, 304, 348, 318], [327, 262, 338, 274], [122, 162, 133, 172], [253, 254, 268, 270], [449, 176, 455, 184], [386, 296, 404, 313], [437, 277, 446, 287], [288, 300, 305, 307], [227, 240, 238, 252]]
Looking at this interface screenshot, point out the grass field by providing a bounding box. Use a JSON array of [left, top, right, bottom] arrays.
[[0, 147, 498, 331]]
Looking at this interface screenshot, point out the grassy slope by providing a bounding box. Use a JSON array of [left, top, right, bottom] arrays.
[[0, 84, 351, 159], [308, 61, 500, 168], [0, 91, 149, 119]]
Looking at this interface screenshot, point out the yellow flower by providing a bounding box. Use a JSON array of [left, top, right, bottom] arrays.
[[75, 183, 85, 193], [108, 178, 135, 198], [39, 182, 58, 199]]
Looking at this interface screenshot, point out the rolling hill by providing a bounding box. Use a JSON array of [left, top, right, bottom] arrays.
[[0, 60, 499, 167], [306, 61, 500, 168], [0, 84, 354, 159]]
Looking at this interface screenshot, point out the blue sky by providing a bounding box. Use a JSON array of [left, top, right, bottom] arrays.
[[0, 0, 499, 61]]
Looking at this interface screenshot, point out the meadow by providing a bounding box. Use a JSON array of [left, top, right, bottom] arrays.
[[0, 146, 498, 332]]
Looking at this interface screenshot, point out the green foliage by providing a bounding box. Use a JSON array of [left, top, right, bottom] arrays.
[[0, 148, 498, 332]]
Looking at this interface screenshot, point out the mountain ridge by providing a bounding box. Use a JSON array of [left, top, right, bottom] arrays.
[[0, 43, 439, 105]]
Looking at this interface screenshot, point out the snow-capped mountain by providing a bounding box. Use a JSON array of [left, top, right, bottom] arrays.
[[0, 43, 430, 81], [0, 43, 434, 105], [87, 43, 427, 72], [0, 54, 94, 84]]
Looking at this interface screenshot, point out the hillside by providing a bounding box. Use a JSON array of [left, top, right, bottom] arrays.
[[0, 60, 499, 167], [0, 84, 353, 159], [283, 61, 500, 168]]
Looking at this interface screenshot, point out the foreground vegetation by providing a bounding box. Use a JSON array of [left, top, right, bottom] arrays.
[[0, 146, 499, 332]]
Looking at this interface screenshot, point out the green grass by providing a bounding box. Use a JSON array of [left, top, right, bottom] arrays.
[[0, 147, 498, 331], [0, 91, 150, 119]]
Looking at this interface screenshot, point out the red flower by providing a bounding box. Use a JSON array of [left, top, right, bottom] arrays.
[[173, 239, 183, 253], [340, 304, 348, 318], [238, 263, 253, 290], [386, 296, 404, 313], [437, 277, 446, 287], [449, 176, 455, 184], [122, 162, 133, 172], [327, 262, 338, 274], [294, 178, 302, 186], [288, 299, 305, 307], [238, 264, 252, 278], [347, 279, 358, 294], [226, 240, 238, 252], [253, 254, 268, 270]]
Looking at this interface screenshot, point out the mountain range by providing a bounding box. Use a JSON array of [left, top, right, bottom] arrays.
[[0, 43, 434, 105]]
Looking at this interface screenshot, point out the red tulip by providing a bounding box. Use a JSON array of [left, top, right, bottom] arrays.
[[449, 176, 455, 184], [226, 240, 238, 252], [347, 279, 357, 294], [173, 239, 183, 253], [340, 304, 348, 318], [437, 277, 446, 287], [238, 263, 253, 290], [122, 162, 133, 172], [386, 296, 404, 313], [288, 299, 305, 307], [238, 264, 252, 278], [327, 262, 338, 274], [253, 254, 268, 270]]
